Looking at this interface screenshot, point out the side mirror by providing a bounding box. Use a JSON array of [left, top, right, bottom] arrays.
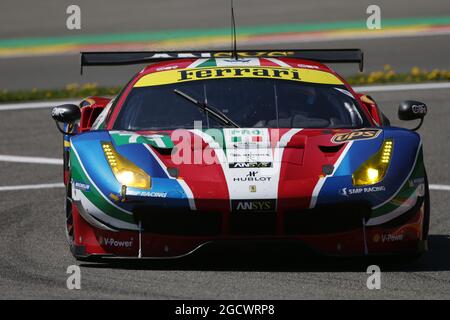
[[51, 104, 81, 135], [398, 100, 427, 130], [51, 104, 81, 123]]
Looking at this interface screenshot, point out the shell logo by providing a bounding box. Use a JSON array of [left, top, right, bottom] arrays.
[[372, 234, 381, 243]]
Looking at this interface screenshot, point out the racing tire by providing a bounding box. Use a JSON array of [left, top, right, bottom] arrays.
[[421, 172, 431, 241]]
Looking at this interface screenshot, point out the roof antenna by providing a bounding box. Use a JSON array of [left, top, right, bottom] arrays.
[[231, 0, 238, 60]]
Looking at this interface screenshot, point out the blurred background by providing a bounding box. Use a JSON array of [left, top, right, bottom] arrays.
[[0, 0, 449, 90]]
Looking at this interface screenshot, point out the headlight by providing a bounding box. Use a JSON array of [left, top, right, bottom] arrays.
[[102, 142, 151, 189], [352, 139, 393, 186]]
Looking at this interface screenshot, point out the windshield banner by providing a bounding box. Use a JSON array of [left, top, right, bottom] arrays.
[[134, 66, 343, 87]]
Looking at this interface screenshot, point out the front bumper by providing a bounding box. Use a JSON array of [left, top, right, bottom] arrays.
[[71, 198, 426, 259]]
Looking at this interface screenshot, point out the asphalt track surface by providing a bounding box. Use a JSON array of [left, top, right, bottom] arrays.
[[1, 0, 450, 300], [0, 87, 449, 299], [1, 0, 450, 90]]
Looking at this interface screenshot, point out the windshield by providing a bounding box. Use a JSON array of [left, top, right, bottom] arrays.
[[114, 78, 369, 130]]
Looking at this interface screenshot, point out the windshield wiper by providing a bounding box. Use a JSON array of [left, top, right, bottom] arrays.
[[174, 89, 240, 128]]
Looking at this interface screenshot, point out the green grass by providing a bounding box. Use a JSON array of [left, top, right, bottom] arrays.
[[346, 66, 450, 85], [0, 83, 121, 103], [1, 66, 449, 103]]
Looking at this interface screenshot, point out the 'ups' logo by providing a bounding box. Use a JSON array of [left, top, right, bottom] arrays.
[[331, 129, 381, 143]]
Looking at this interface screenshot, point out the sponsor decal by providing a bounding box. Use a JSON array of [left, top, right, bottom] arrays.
[[129, 51, 297, 60], [51, 107, 65, 117], [223, 128, 273, 165], [412, 103, 427, 115], [331, 129, 381, 144], [228, 151, 271, 158], [134, 66, 343, 87], [221, 58, 251, 64], [73, 180, 90, 192], [230, 128, 264, 144], [339, 185, 386, 196], [126, 190, 168, 198], [233, 171, 272, 182], [215, 58, 262, 67], [232, 142, 262, 149], [381, 233, 403, 242], [155, 65, 179, 72], [109, 193, 120, 202], [99, 236, 134, 248], [231, 135, 262, 143], [110, 131, 174, 148], [178, 67, 302, 82], [231, 129, 263, 136], [372, 234, 381, 243], [297, 63, 320, 69], [219, 127, 270, 158], [232, 199, 276, 211], [229, 161, 272, 169], [249, 185, 257, 193], [373, 233, 404, 243]]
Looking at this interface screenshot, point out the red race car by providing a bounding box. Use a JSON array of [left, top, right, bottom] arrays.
[[51, 50, 429, 261]]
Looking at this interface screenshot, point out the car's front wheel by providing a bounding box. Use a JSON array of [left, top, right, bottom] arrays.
[[421, 173, 431, 241]]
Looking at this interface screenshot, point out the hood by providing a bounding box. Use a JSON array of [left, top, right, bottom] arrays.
[[69, 127, 423, 230], [103, 128, 384, 211]]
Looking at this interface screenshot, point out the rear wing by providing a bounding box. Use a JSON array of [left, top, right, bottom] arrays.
[[80, 49, 364, 74]]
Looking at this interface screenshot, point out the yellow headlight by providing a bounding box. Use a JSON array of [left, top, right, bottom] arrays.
[[366, 168, 380, 182], [352, 139, 393, 186], [102, 142, 151, 189]]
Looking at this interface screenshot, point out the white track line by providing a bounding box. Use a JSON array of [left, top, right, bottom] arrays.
[[0, 183, 64, 192], [0, 155, 63, 165], [0, 182, 448, 192], [0, 99, 78, 111], [430, 184, 450, 191], [354, 82, 450, 92]]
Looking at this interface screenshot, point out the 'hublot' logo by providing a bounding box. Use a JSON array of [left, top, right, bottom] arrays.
[[233, 171, 272, 182]]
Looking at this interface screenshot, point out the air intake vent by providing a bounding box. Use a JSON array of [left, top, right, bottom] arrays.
[[318, 144, 344, 153]]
